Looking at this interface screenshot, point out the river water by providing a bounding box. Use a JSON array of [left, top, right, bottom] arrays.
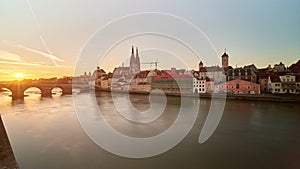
[[0, 89, 300, 169]]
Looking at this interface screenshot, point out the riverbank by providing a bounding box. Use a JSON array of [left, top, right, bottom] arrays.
[[95, 88, 300, 103], [0, 116, 19, 169]]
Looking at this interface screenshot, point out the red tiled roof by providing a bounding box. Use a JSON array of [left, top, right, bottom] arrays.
[[289, 60, 300, 73], [269, 75, 280, 82], [152, 72, 191, 80], [113, 67, 130, 75], [134, 70, 150, 79]]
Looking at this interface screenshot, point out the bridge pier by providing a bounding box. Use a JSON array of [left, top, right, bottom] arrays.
[[41, 87, 53, 97], [62, 87, 72, 95], [11, 91, 25, 100]]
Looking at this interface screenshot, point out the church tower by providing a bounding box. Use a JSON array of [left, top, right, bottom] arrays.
[[199, 61, 204, 71], [130, 46, 135, 73], [129, 46, 141, 74], [135, 47, 140, 72], [221, 49, 229, 69]]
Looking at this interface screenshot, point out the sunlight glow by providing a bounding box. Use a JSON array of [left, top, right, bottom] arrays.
[[15, 73, 23, 79]]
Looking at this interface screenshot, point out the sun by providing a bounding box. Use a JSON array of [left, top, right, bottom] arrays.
[[15, 73, 23, 79]]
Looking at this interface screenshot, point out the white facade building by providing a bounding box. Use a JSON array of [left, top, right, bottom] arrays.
[[192, 76, 206, 93], [268, 74, 297, 94]]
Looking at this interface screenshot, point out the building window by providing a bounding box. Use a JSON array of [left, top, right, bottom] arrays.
[[236, 83, 240, 89]]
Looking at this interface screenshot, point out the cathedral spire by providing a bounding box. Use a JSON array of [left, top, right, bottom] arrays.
[[136, 47, 140, 72], [136, 47, 139, 59], [131, 45, 134, 55], [130, 45, 135, 73]]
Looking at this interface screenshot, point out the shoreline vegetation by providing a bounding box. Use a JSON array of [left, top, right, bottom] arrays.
[[95, 87, 300, 103], [0, 116, 19, 169]]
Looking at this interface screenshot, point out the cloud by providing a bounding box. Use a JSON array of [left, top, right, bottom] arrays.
[[0, 60, 71, 68], [0, 50, 23, 62], [2, 40, 64, 62]]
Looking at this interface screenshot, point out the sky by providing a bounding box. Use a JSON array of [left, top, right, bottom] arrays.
[[0, 0, 300, 80]]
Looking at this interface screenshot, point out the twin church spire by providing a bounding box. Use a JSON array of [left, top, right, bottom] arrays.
[[130, 46, 141, 73]]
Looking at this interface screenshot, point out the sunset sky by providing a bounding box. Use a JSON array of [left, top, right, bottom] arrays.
[[1, 0, 299, 80]]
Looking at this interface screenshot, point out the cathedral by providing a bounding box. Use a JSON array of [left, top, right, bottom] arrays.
[[129, 46, 141, 74]]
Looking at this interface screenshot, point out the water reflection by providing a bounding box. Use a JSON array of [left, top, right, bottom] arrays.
[[52, 87, 63, 97], [0, 92, 300, 169]]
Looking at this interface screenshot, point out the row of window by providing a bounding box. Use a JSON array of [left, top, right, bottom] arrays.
[[194, 81, 205, 84], [197, 88, 205, 92], [194, 85, 205, 88], [273, 83, 300, 87], [219, 85, 256, 89], [282, 78, 294, 82], [274, 89, 295, 93]]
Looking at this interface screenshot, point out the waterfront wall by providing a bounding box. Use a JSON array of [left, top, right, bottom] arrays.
[[95, 87, 300, 103]]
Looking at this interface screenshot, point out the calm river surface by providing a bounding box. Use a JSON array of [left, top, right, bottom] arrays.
[[0, 89, 300, 169]]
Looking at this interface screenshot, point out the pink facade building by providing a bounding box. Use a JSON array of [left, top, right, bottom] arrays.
[[217, 79, 260, 94]]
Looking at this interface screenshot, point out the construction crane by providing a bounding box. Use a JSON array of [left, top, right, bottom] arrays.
[[141, 60, 159, 70]]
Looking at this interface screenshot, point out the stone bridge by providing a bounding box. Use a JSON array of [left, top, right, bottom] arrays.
[[0, 81, 74, 100]]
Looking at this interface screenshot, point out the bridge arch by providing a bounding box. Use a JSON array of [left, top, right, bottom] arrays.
[[51, 87, 63, 96], [0, 87, 13, 98], [52, 85, 72, 95], [24, 86, 42, 93], [24, 87, 42, 98], [0, 87, 13, 93], [0, 83, 73, 100]]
